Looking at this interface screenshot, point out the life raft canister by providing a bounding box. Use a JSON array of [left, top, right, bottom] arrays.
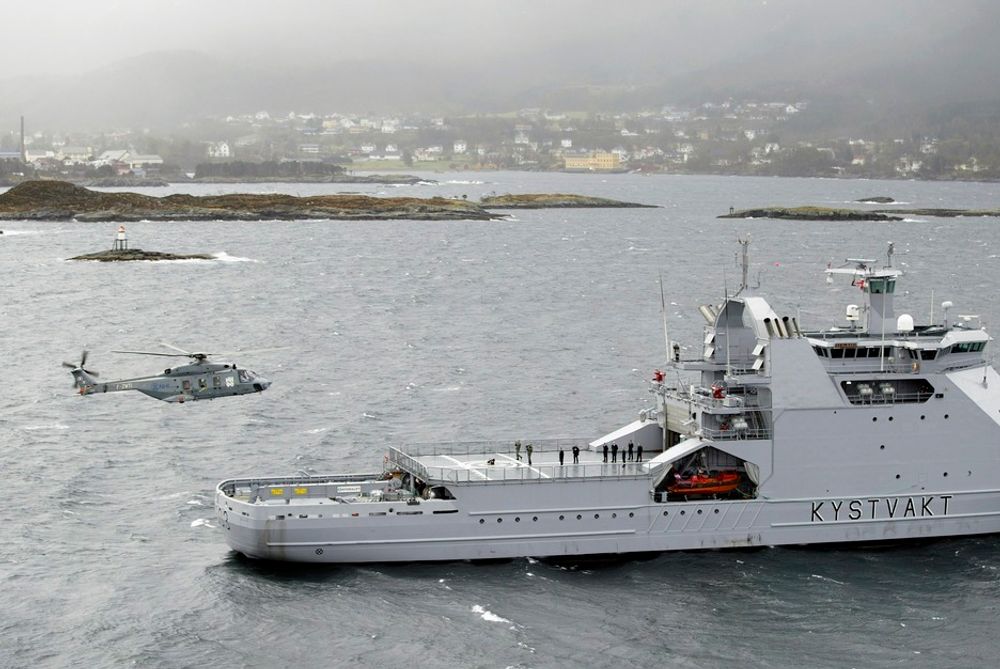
[[653, 369, 665, 383], [711, 384, 725, 399]]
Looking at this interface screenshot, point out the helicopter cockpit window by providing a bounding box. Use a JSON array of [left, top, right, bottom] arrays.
[[238, 370, 255, 383]]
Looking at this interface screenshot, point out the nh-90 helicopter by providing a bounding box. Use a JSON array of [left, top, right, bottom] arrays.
[[63, 343, 281, 403]]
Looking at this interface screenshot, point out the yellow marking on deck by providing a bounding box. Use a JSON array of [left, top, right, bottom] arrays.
[[270, 488, 284, 496]]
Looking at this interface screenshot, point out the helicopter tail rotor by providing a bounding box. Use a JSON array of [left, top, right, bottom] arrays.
[[63, 350, 100, 390]]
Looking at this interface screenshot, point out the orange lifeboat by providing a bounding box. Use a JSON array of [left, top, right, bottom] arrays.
[[668, 471, 741, 496]]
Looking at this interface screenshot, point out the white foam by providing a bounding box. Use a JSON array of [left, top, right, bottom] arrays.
[[22, 424, 69, 431], [0, 229, 46, 236], [443, 180, 486, 185], [190, 518, 215, 528], [471, 605, 510, 623], [902, 218, 928, 223], [213, 251, 258, 262], [186, 499, 205, 506]]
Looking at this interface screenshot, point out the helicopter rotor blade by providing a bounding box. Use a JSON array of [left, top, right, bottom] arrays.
[[158, 342, 192, 355], [212, 346, 291, 357], [62, 361, 77, 369], [80, 350, 89, 367], [112, 350, 190, 358]]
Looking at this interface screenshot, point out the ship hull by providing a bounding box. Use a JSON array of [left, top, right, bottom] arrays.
[[216, 487, 1000, 564]]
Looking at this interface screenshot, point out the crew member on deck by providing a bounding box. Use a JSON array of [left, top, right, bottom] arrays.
[[559, 448, 565, 466], [611, 443, 618, 463], [603, 443, 609, 462], [636, 444, 643, 462], [572, 445, 580, 464], [627, 441, 634, 461]]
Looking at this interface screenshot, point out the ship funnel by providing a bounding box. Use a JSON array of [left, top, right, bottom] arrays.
[[897, 314, 914, 333], [790, 317, 803, 337], [942, 301, 953, 327], [763, 317, 776, 337]]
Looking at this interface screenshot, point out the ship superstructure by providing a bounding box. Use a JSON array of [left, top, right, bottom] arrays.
[[217, 242, 1000, 563]]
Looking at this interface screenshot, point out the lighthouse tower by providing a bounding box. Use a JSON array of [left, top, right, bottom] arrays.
[[112, 225, 128, 251]]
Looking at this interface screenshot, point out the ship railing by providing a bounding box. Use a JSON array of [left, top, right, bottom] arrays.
[[699, 427, 772, 441], [845, 390, 934, 405], [663, 389, 769, 411], [393, 438, 593, 459], [400, 460, 661, 484], [220, 473, 380, 501]]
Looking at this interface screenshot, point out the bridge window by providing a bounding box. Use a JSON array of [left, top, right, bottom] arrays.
[[920, 350, 938, 360]]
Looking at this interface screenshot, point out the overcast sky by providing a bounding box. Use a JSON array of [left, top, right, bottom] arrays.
[[2, 0, 996, 129], [6, 0, 964, 78]]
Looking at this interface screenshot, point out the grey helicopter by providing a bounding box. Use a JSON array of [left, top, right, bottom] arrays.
[[63, 343, 282, 403]]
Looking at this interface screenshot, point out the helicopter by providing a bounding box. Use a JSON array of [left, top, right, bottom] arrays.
[[63, 343, 282, 403]]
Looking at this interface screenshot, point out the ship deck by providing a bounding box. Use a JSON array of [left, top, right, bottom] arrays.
[[389, 439, 668, 483]]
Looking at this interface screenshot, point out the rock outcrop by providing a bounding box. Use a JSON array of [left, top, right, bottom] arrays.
[[0, 180, 497, 221], [479, 193, 656, 208], [69, 248, 215, 262], [719, 206, 903, 221]]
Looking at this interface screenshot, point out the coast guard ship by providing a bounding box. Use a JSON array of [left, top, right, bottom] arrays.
[[217, 241, 1000, 563]]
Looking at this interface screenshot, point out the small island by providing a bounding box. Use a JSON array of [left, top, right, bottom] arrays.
[[69, 249, 215, 262], [857, 196, 896, 204], [190, 160, 429, 185], [876, 207, 1000, 218], [0, 180, 498, 222], [478, 193, 656, 208], [719, 206, 902, 221]]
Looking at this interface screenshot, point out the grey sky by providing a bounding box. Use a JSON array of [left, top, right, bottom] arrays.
[[2, 0, 996, 128], [3, 0, 988, 80]]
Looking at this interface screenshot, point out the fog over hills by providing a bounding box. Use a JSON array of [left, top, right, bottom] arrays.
[[2, 0, 999, 131]]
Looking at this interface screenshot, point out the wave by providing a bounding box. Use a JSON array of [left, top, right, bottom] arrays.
[[213, 251, 258, 262], [471, 604, 511, 623], [1, 229, 48, 236], [442, 180, 486, 185], [902, 218, 928, 223]]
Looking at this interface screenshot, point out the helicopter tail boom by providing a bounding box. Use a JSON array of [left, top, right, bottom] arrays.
[[70, 368, 99, 393]]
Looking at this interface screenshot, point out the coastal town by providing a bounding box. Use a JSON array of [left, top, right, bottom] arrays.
[[1, 97, 997, 183]]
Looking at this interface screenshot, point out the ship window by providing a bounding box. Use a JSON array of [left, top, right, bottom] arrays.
[[831, 349, 844, 359], [813, 346, 826, 358], [843, 348, 856, 359], [921, 350, 938, 360]]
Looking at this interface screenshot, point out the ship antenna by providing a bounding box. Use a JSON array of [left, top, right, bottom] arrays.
[[736, 234, 751, 295], [659, 272, 671, 367], [723, 269, 732, 377]]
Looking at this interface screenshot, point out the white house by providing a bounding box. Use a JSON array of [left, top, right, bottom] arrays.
[[206, 141, 231, 158]]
